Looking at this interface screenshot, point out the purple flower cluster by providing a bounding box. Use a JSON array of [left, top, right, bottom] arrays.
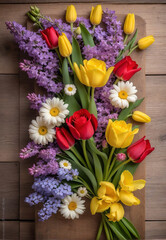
[[27, 93, 47, 111], [20, 141, 41, 159]]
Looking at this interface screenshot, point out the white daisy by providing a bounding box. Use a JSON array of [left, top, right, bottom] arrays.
[[60, 193, 85, 220], [64, 84, 77, 96], [59, 160, 72, 170], [109, 81, 137, 109], [77, 187, 87, 197], [39, 97, 69, 126], [28, 116, 55, 145]]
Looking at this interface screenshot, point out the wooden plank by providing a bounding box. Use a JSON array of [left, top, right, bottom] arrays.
[[35, 14, 146, 239], [145, 76, 166, 221], [20, 221, 35, 240], [0, 221, 19, 240], [0, 163, 19, 220], [145, 221, 166, 239], [0, 75, 19, 162], [0, 4, 166, 74], [1, 0, 166, 3]]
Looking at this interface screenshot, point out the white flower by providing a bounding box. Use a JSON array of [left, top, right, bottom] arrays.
[[39, 97, 69, 126], [29, 116, 55, 145], [77, 187, 87, 197], [64, 84, 77, 96], [59, 160, 72, 170], [109, 81, 137, 109], [60, 193, 85, 220]]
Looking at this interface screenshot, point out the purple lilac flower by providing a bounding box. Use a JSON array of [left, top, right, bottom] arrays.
[[29, 159, 59, 177], [38, 147, 60, 162], [57, 168, 79, 181], [25, 192, 45, 206], [20, 141, 41, 159], [27, 93, 47, 111], [38, 198, 61, 221]]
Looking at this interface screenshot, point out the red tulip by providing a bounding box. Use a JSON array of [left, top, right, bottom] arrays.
[[127, 136, 154, 163], [56, 127, 75, 150], [66, 109, 98, 140], [113, 56, 141, 81], [41, 27, 59, 49]]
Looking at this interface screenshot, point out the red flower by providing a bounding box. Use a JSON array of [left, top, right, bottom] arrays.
[[127, 136, 154, 163], [56, 127, 75, 150], [41, 27, 59, 49], [113, 56, 141, 81], [66, 109, 98, 140]]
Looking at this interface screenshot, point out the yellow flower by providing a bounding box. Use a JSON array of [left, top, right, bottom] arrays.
[[138, 35, 155, 50], [90, 197, 111, 215], [98, 181, 119, 203], [66, 5, 77, 23], [73, 58, 114, 88], [119, 170, 146, 192], [132, 111, 151, 123], [105, 119, 139, 148], [58, 33, 72, 57], [106, 203, 124, 222], [90, 5, 102, 26], [118, 190, 140, 206], [124, 13, 135, 35]]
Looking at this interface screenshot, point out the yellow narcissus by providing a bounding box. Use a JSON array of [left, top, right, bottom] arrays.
[[106, 203, 124, 222], [90, 197, 111, 215], [73, 58, 114, 88], [97, 181, 119, 203], [66, 5, 77, 23], [90, 5, 102, 26], [105, 119, 139, 148], [119, 170, 146, 192], [58, 33, 72, 57]]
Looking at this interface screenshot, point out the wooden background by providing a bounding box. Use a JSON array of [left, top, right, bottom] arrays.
[[0, 1, 166, 239]]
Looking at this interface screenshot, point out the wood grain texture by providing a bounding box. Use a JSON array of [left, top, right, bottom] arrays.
[[0, 4, 166, 74], [146, 221, 166, 239], [20, 221, 35, 240], [0, 75, 19, 162], [35, 14, 146, 239], [0, 163, 19, 220], [1, 0, 166, 3], [0, 221, 19, 240]]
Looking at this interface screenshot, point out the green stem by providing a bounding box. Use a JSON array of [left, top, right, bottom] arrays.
[[88, 87, 91, 103], [82, 140, 93, 172], [92, 25, 96, 32], [70, 146, 87, 167], [102, 214, 110, 240], [107, 157, 116, 180], [91, 87, 95, 98], [104, 147, 115, 180], [55, 48, 62, 65], [78, 176, 94, 195], [114, 78, 120, 85], [70, 22, 73, 32], [107, 158, 131, 182], [124, 34, 128, 44], [96, 218, 104, 240], [67, 56, 75, 72], [128, 44, 139, 55]]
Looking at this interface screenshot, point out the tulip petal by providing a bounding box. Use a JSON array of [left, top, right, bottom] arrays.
[[101, 66, 114, 87], [73, 62, 82, 82], [132, 180, 146, 191], [66, 118, 80, 139], [119, 190, 140, 206], [97, 200, 110, 213], [91, 114, 98, 131], [106, 203, 124, 222], [121, 128, 139, 148], [80, 65, 90, 86], [86, 69, 105, 88], [90, 197, 99, 215]]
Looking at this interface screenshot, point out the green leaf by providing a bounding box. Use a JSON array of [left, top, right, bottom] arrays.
[[121, 217, 140, 239], [87, 139, 108, 162], [106, 220, 129, 240], [62, 58, 72, 84], [64, 95, 80, 116], [118, 98, 144, 120], [79, 23, 95, 47], [72, 37, 83, 65], [92, 152, 103, 184], [129, 29, 138, 51], [118, 221, 132, 240], [74, 74, 89, 109]]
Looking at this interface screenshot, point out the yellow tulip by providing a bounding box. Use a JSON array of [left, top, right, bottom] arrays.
[[124, 13, 135, 35], [58, 33, 72, 57], [98, 181, 119, 203], [73, 58, 114, 88], [105, 119, 139, 148], [66, 5, 77, 23], [138, 35, 155, 50], [119, 170, 146, 192], [118, 189, 140, 206], [90, 5, 102, 26], [90, 197, 110, 215], [106, 203, 124, 222], [132, 111, 151, 123]]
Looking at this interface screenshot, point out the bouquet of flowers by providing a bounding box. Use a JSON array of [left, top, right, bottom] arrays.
[[6, 4, 155, 239]]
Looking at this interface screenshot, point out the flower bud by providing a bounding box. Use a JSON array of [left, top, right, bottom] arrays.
[[34, 6, 40, 14], [75, 27, 81, 35], [116, 153, 126, 161], [56, 127, 75, 150], [27, 12, 37, 23], [66, 5, 77, 23], [102, 139, 108, 149], [124, 13, 135, 35], [90, 5, 102, 26], [58, 33, 72, 57], [30, 10, 39, 17], [41, 27, 59, 49], [132, 111, 151, 123], [138, 35, 155, 50]]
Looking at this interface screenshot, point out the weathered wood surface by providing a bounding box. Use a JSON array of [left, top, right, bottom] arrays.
[[1, 0, 166, 3], [0, 2, 166, 240]]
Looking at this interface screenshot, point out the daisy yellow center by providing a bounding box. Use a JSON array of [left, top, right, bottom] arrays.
[[38, 126, 47, 135], [68, 87, 73, 92], [118, 90, 128, 99], [68, 201, 77, 210], [50, 107, 60, 117], [63, 162, 69, 167], [80, 190, 85, 194]]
